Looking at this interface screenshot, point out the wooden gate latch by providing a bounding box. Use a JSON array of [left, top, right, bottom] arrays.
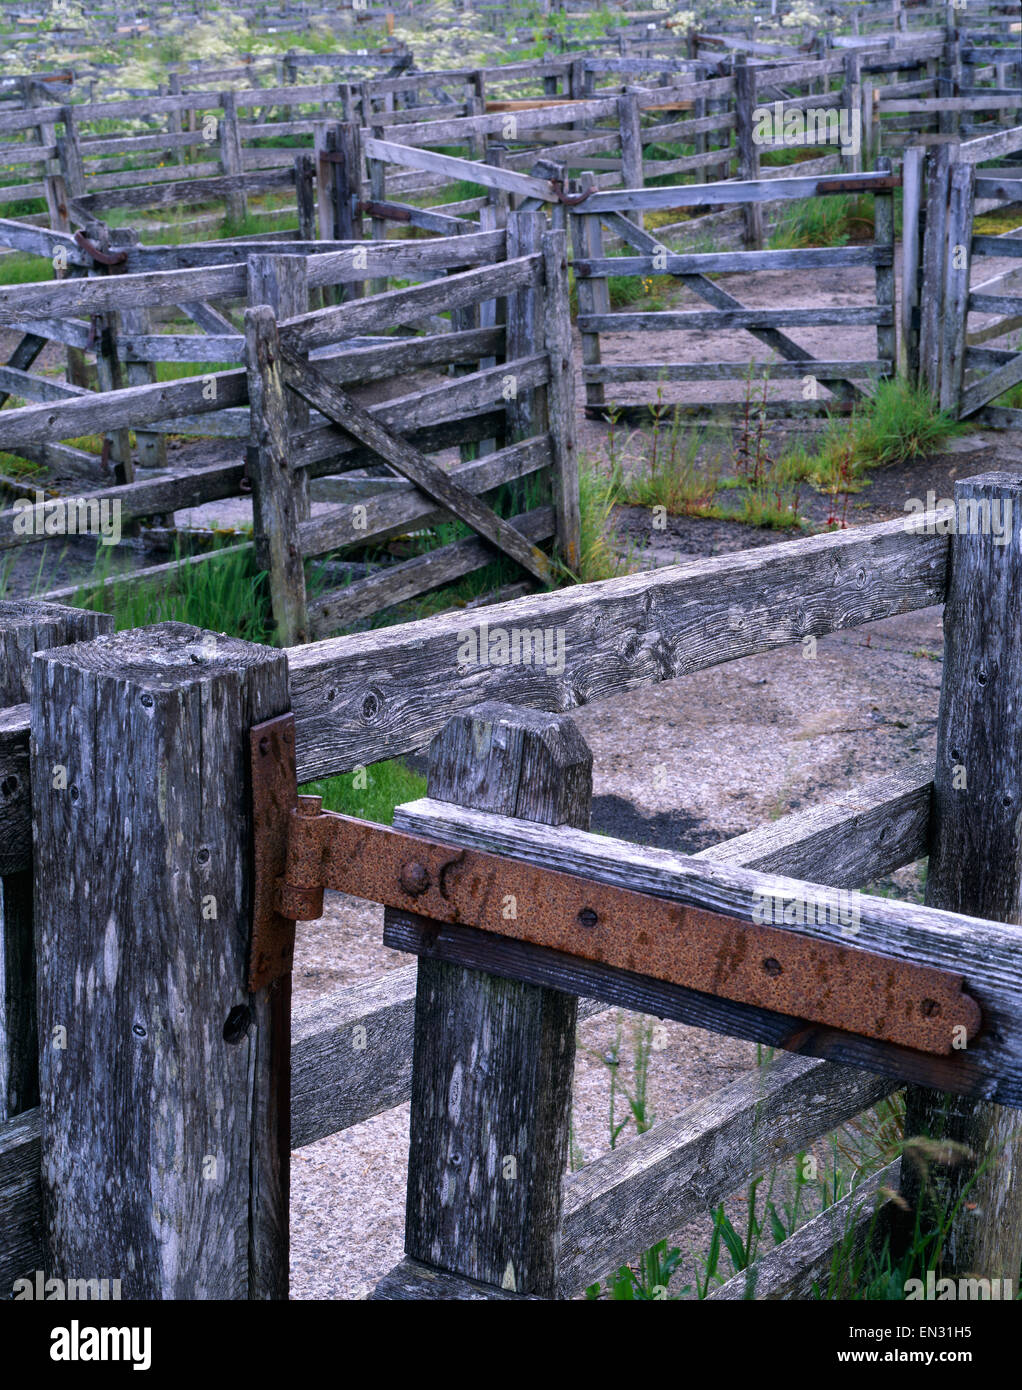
[[249, 714, 981, 1056]]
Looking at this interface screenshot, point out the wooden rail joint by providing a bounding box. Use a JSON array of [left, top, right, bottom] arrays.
[[248, 717, 981, 1058]]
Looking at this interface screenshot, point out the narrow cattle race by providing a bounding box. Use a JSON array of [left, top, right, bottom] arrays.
[[0, 0, 1021, 1368]]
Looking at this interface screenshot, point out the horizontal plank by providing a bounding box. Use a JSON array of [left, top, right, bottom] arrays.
[[0, 371, 246, 447], [0, 703, 30, 874], [389, 794, 1022, 1104], [371, 1256, 540, 1300], [0, 1107, 42, 1290], [694, 763, 933, 887], [287, 509, 950, 778], [576, 247, 891, 276], [707, 1160, 899, 1300], [555, 1052, 896, 1296], [280, 255, 541, 352], [583, 361, 890, 382], [582, 169, 902, 214], [0, 262, 245, 317], [579, 308, 893, 331]]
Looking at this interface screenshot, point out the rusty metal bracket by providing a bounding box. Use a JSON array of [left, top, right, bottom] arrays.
[[248, 716, 982, 1054], [356, 199, 411, 222], [817, 176, 902, 194], [73, 230, 128, 267], [550, 178, 591, 206], [249, 713, 300, 992]]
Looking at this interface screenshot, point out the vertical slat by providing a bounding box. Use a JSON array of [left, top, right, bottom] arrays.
[[246, 300, 310, 647], [900, 144, 925, 381], [919, 143, 955, 399], [0, 602, 110, 1124], [873, 154, 897, 381], [900, 472, 1022, 1283], [843, 51, 863, 175], [219, 90, 246, 225], [399, 702, 592, 1297], [735, 58, 763, 250], [569, 174, 607, 411], [542, 228, 581, 575], [939, 160, 974, 416], [506, 210, 545, 443], [33, 622, 290, 1297], [617, 91, 644, 229]]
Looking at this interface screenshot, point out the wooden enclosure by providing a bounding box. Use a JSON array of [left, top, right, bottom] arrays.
[[1, 468, 1022, 1297]]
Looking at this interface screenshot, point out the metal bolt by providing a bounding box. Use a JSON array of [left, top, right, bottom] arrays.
[[921, 998, 941, 1018], [399, 861, 431, 897], [762, 957, 783, 978], [578, 907, 598, 929]]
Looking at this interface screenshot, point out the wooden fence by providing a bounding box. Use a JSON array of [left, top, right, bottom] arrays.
[[0, 214, 579, 638], [570, 164, 898, 420], [1, 466, 1021, 1298]]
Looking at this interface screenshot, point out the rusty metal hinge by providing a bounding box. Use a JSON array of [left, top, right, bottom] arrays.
[[73, 230, 128, 268], [248, 715, 981, 1056]]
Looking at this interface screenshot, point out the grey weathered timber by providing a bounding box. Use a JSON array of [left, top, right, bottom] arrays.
[[900, 144, 925, 379], [111, 228, 167, 474], [372, 1257, 540, 1300], [582, 169, 902, 212], [902, 473, 1022, 1281], [287, 509, 950, 779], [33, 623, 290, 1298], [280, 255, 542, 352], [312, 508, 555, 635], [556, 1054, 897, 1297], [735, 59, 764, 248], [578, 308, 894, 331], [248, 254, 310, 524], [584, 360, 888, 382], [599, 212, 864, 401], [694, 763, 932, 887], [570, 175, 607, 411], [279, 347, 553, 585], [0, 371, 247, 449], [919, 143, 955, 397], [219, 91, 247, 222], [299, 436, 551, 559], [707, 1160, 899, 1300], [617, 92, 644, 228], [939, 159, 974, 413], [575, 247, 890, 276], [387, 794, 1022, 1105], [0, 1107, 42, 1290], [0, 601, 110, 1124], [542, 231, 581, 574], [399, 703, 591, 1299], [0, 706, 30, 875], [505, 211, 544, 444], [246, 306, 309, 647]]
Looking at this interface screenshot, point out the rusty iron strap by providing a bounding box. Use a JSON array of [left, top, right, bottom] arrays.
[[816, 176, 902, 194], [356, 199, 412, 223], [249, 721, 981, 1055], [73, 230, 128, 267], [550, 179, 591, 206]]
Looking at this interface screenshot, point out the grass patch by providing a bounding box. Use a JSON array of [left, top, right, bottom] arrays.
[[300, 758, 427, 826], [769, 193, 875, 249]]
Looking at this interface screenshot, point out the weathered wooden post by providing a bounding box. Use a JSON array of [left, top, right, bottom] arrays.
[[377, 702, 592, 1298], [900, 144, 925, 382], [0, 602, 109, 1123], [569, 172, 608, 412], [873, 155, 897, 386], [219, 89, 247, 225], [617, 90, 644, 229], [32, 622, 290, 1297], [245, 258, 311, 647], [735, 57, 763, 250], [542, 228, 580, 576], [900, 472, 1022, 1282]]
